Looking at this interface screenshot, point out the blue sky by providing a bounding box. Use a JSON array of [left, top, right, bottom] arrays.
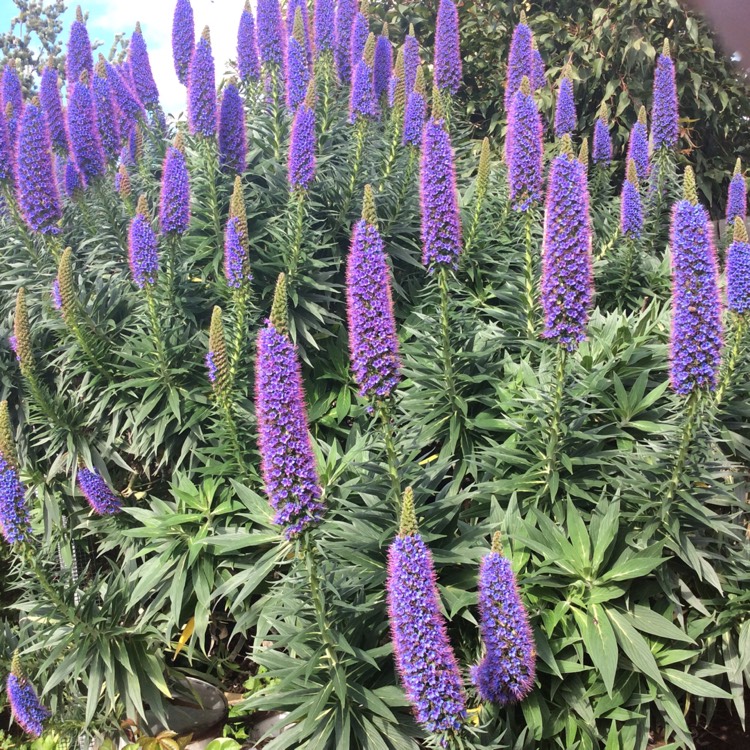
[[1, 0, 246, 113]]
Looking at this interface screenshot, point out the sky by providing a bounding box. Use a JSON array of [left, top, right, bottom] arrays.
[[1, 0, 249, 114]]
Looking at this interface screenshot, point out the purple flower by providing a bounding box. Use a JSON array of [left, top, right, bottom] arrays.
[[541, 141, 593, 351], [189, 28, 217, 137], [727, 160, 747, 226], [334, 0, 357, 83], [0, 102, 15, 184], [349, 58, 376, 123], [669, 168, 723, 395], [652, 40, 679, 151], [224, 215, 252, 288], [434, 0, 461, 95], [554, 75, 576, 137], [346, 197, 400, 399], [8, 336, 18, 360], [286, 19, 310, 111], [15, 101, 62, 234], [160, 143, 191, 234], [592, 117, 612, 165], [106, 60, 145, 129], [350, 12, 369, 77], [530, 46, 546, 91], [77, 467, 121, 515], [219, 83, 247, 172], [172, 0, 195, 86], [92, 62, 120, 162], [51, 279, 63, 310], [129, 22, 160, 109], [2, 65, 23, 144], [255, 295, 324, 539], [128, 200, 159, 288], [286, 0, 312, 64], [420, 116, 462, 270], [205, 349, 219, 385], [39, 64, 67, 153], [402, 31, 419, 96], [314, 0, 335, 53], [67, 74, 106, 182], [471, 535, 536, 706], [505, 78, 543, 212], [621, 160, 643, 239], [386, 489, 467, 737], [288, 101, 316, 190], [627, 115, 649, 182], [504, 19, 532, 111], [67, 7, 93, 84], [6, 668, 48, 737], [727, 219, 750, 315], [402, 90, 426, 147], [257, 0, 285, 69], [373, 31, 393, 102], [0, 455, 29, 545], [64, 157, 84, 197], [238, 2, 261, 82]]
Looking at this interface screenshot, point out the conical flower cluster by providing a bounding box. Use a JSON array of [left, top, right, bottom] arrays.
[[434, 0, 461, 95], [238, 1, 261, 82], [207, 305, 230, 395], [505, 77, 543, 211], [2, 64, 23, 143], [129, 22, 160, 109], [592, 104, 612, 165], [68, 72, 106, 182], [0, 402, 30, 545], [287, 9, 311, 110], [160, 135, 191, 234], [402, 28, 419, 96], [402, 66, 426, 148], [288, 82, 317, 191], [39, 63, 68, 153], [77, 467, 121, 515], [504, 16, 532, 111], [373, 27, 393, 102], [349, 55, 376, 123], [257, 0, 285, 70], [726, 218, 750, 315], [6, 656, 49, 737], [0, 104, 14, 185], [554, 74, 576, 137], [67, 6, 93, 85], [334, 0, 357, 83], [172, 0, 195, 86], [627, 107, 649, 181], [620, 159, 643, 239], [314, 0, 335, 54], [188, 28, 217, 137], [128, 196, 159, 288], [93, 60, 120, 161], [219, 82, 247, 173], [727, 159, 747, 226], [652, 39, 679, 151]]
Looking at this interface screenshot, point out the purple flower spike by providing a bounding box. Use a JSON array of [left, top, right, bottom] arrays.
[[16, 101, 62, 234], [505, 77, 543, 212], [68, 73, 106, 182], [219, 83, 247, 173], [530, 45, 546, 91], [52, 279, 63, 310], [40, 64, 67, 153], [286, 12, 311, 111], [106, 60, 145, 128], [504, 18, 532, 111], [7, 660, 48, 737], [129, 22, 160, 109], [2, 65, 23, 144], [238, 1, 261, 82], [93, 61, 120, 161], [592, 109, 612, 165], [652, 40, 679, 151], [727, 219, 750, 315], [224, 215, 252, 288], [627, 110, 649, 182], [257, 0, 285, 69], [286, 0, 312, 64], [403, 30, 419, 96], [0, 103, 14, 184], [373, 30, 393, 102], [554, 75, 576, 137], [434, 0, 461, 95], [160, 138, 191, 234], [314, 0, 335, 53], [288, 93, 316, 191], [387, 489, 467, 737], [189, 28, 217, 137], [255, 276, 325, 539], [669, 167, 723, 395], [334, 0, 357, 83], [128, 197, 159, 288], [349, 58, 376, 123], [621, 160, 643, 239], [67, 6, 93, 84], [0, 407, 30, 545], [420, 113, 462, 270], [346, 187, 401, 399], [471, 533, 536, 706], [64, 157, 84, 197], [402, 89, 426, 147], [727, 159, 747, 226], [541, 137, 593, 351], [172, 0, 195, 86], [77, 467, 121, 515], [350, 12, 369, 76]]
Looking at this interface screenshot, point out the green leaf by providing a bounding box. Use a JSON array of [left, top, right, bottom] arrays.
[[606, 608, 665, 687]]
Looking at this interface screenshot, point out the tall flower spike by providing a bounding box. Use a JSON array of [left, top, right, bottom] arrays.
[[288, 79, 317, 191], [172, 0, 195, 86], [13, 289, 34, 377], [207, 306, 231, 395], [129, 22, 160, 109], [669, 166, 723, 394], [238, 1, 261, 82], [7, 656, 49, 736], [189, 27, 217, 137], [621, 158, 643, 239], [315, 0, 335, 54], [349, 55, 376, 123], [627, 106, 649, 181], [67, 6, 93, 84], [77, 467, 121, 515], [402, 67, 426, 147], [471, 532, 536, 706], [727, 159, 747, 227], [0, 402, 30, 544], [0, 103, 14, 185], [727, 218, 750, 315], [64, 157, 84, 198], [128, 196, 159, 288], [434, 0, 461, 95], [346, 185, 401, 399], [255, 274, 325, 539], [541, 134, 594, 351], [68, 71, 106, 182], [592, 103, 612, 165], [350, 9, 370, 74], [257, 0, 285, 69], [92, 58, 120, 161], [390, 47, 405, 111], [2, 63, 23, 142], [219, 81, 247, 173], [286, 0, 312, 64], [554, 71, 576, 137], [530, 39, 546, 91], [578, 137, 589, 172], [334, 0, 357, 83], [652, 39, 679, 151], [504, 16, 533, 111], [160, 134, 191, 234], [57, 247, 77, 326], [40, 62, 67, 153], [287, 8, 311, 111], [106, 60, 145, 128], [224, 215, 252, 289], [505, 76, 543, 212], [117, 163, 132, 200], [373, 25, 393, 103], [403, 26, 420, 96], [16, 100, 62, 234], [386, 488, 467, 736]]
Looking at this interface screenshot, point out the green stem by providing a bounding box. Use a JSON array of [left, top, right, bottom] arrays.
[[715, 314, 748, 407], [219, 397, 247, 475], [1, 185, 40, 266], [286, 191, 307, 281], [438, 267, 456, 408], [388, 147, 417, 233], [303, 539, 339, 673], [379, 114, 403, 191], [341, 119, 368, 223], [523, 209, 537, 338], [617, 236, 637, 309], [464, 184, 486, 259], [664, 390, 703, 513], [145, 285, 169, 382], [317, 53, 335, 136], [65, 314, 110, 380], [377, 402, 401, 508], [229, 287, 250, 386], [201, 139, 223, 247], [544, 347, 567, 500]]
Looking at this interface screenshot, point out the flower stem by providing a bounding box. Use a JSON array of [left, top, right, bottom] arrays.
[[200, 138, 223, 248], [387, 146, 418, 232], [229, 286, 250, 387], [438, 267, 456, 408], [544, 346, 567, 502], [523, 209, 537, 338], [286, 190, 307, 282], [616, 236, 638, 309], [164, 233, 181, 304], [379, 116, 402, 191], [1, 185, 40, 266], [145, 285, 170, 382], [341, 119, 368, 223], [377, 402, 401, 508], [664, 390, 703, 514], [303, 538, 340, 678], [715, 314, 747, 407]]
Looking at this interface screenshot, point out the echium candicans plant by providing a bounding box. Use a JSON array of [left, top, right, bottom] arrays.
[[6, 654, 49, 738], [129, 22, 160, 111], [402, 24, 419, 96], [350, 0, 370, 80], [286, 8, 310, 111], [0, 400, 31, 545], [76, 466, 121, 516], [505, 76, 543, 212], [651, 39, 679, 152], [172, 0, 195, 87], [504, 11, 532, 111], [160, 132, 190, 294], [726, 158, 747, 227], [465, 137, 491, 255], [0, 102, 15, 187], [592, 102, 612, 166], [380, 44, 405, 183], [617, 159, 644, 307], [627, 106, 649, 182], [67, 6, 93, 84], [373, 23, 392, 105], [2, 62, 23, 142], [92, 57, 120, 162], [219, 80, 247, 173], [387, 488, 467, 743], [188, 27, 217, 137], [237, 1, 260, 86], [314, 0, 335, 58], [472, 533, 536, 706], [530, 38, 545, 91], [105, 59, 145, 135], [433, 0, 461, 101], [554, 69, 576, 138], [256, 0, 285, 90], [313, 0, 336, 125], [286, 0, 312, 65], [67, 71, 106, 184], [39, 61, 67, 154], [255, 274, 325, 539], [334, 0, 356, 84]]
